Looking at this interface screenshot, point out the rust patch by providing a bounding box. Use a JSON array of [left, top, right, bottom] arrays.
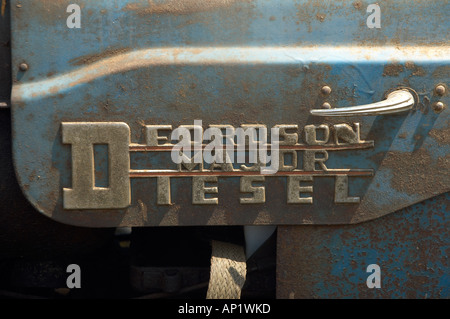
[[69, 47, 132, 66], [124, 0, 250, 15], [352, 1, 362, 10], [316, 13, 326, 22], [278, 191, 449, 298], [428, 127, 450, 145], [383, 63, 404, 77], [405, 61, 426, 77], [432, 65, 450, 78], [383, 149, 450, 196], [276, 226, 334, 299]]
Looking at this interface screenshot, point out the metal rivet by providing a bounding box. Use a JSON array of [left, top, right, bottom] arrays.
[[322, 102, 331, 109], [19, 63, 29, 71], [321, 85, 332, 95], [435, 85, 446, 96], [432, 101, 445, 113]]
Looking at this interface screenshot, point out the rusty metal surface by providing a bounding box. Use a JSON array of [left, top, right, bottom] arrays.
[[9, 0, 450, 227], [276, 192, 449, 298]]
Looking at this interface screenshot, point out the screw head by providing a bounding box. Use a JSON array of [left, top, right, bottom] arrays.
[[321, 85, 332, 95], [19, 63, 29, 71], [435, 85, 446, 96], [432, 101, 445, 113], [322, 102, 331, 109]]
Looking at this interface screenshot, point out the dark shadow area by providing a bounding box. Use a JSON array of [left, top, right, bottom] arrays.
[[0, 0, 11, 105]]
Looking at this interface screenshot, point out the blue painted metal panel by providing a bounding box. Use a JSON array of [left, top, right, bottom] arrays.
[[277, 192, 449, 298], [9, 0, 449, 227]]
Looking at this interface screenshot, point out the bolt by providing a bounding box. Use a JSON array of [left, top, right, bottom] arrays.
[[321, 85, 332, 95], [432, 101, 445, 113], [19, 63, 29, 71], [435, 85, 446, 96], [322, 102, 331, 109]]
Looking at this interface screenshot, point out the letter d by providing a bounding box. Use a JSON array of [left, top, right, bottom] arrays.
[[263, 304, 270, 313]]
